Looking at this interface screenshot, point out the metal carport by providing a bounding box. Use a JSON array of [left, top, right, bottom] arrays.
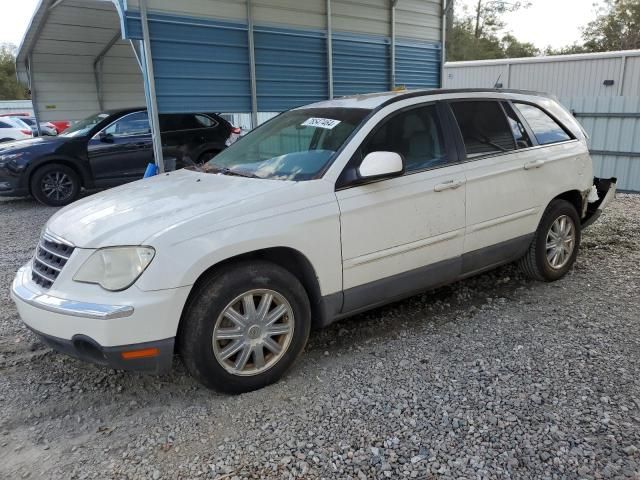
[[17, 0, 447, 173], [16, 0, 144, 124]]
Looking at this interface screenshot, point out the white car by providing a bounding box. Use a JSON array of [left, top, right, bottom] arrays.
[[11, 89, 616, 393], [0, 117, 33, 142]]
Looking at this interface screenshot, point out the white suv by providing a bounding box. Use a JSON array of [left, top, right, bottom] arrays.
[[11, 89, 616, 393]]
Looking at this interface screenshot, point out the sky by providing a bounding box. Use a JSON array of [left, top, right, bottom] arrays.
[[1, 0, 604, 50], [455, 0, 603, 49]]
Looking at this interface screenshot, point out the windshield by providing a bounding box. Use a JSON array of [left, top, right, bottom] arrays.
[[17, 117, 35, 126], [6, 117, 30, 129], [61, 112, 110, 137], [203, 107, 370, 181]]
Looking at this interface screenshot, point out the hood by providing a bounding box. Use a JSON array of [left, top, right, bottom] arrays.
[[0, 135, 71, 153], [46, 169, 294, 248]]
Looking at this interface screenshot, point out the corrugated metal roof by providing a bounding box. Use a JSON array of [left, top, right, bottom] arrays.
[[16, 0, 144, 122], [445, 49, 640, 68]]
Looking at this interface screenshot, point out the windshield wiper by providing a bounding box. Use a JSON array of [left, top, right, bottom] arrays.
[[206, 165, 259, 178]]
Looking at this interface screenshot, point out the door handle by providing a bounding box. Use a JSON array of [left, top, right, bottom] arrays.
[[524, 159, 545, 170], [434, 179, 465, 192]]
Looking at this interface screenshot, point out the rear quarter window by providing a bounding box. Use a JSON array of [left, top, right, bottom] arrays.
[[513, 103, 572, 145]]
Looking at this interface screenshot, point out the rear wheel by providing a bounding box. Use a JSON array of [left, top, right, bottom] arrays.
[[519, 199, 581, 281], [178, 261, 311, 393], [30, 163, 81, 207]]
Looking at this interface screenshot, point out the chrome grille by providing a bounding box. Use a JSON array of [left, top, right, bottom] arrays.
[[32, 233, 75, 289]]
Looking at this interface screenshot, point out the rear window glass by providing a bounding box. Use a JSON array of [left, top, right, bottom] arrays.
[[450, 101, 515, 158], [513, 103, 572, 145]]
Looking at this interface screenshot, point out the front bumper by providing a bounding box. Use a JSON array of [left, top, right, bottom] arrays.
[[0, 164, 29, 197], [11, 264, 191, 373], [30, 328, 174, 374]]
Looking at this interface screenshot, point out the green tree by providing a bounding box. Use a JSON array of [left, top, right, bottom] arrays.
[[0, 44, 29, 100], [546, 0, 640, 55], [501, 33, 539, 58], [469, 0, 531, 39], [582, 0, 640, 52], [446, 1, 538, 61]]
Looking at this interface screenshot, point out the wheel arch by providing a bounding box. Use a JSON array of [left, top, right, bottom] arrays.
[[27, 157, 89, 193], [178, 246, 330, 338], [552, 189, 583, 218]]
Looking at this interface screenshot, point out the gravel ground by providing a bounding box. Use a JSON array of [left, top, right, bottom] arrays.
[[1, 193, 639, 480]]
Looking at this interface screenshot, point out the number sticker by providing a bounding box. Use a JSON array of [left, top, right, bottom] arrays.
[[301, 117, 341, 129]]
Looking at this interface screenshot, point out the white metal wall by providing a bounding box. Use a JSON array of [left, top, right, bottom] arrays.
[[0, 100, 34, 116], [562, 96, 640, 192], [443, 51, 640, 191], [444, 51, 640, 97], [101, 40, 145, 110]]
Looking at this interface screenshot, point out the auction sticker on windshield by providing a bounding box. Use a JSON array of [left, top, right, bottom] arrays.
[[302, 118, 341, 129]]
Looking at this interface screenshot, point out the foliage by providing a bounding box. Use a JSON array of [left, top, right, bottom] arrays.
[[544, 0, 640, 56], [446, 1, 538, 61], [0, 44, 29, 100], [581, 0, 640, 52], [447, 0, 640, 61]]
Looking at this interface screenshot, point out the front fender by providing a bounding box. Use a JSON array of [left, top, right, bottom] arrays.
[[135, 195, 343, 298]]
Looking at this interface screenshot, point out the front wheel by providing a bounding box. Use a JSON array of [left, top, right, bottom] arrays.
[[519, 199, 581, 282], [178, 261, 311, 394], [30, 163, 81, 206]]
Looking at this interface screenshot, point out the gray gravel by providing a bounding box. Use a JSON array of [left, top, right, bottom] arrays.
[[1, 193, 639, 480]]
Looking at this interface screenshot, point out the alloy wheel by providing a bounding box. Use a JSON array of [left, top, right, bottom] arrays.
[[212, 289, 294, 376], [545, 214, 575, 269], [41, 171, 74, 202]]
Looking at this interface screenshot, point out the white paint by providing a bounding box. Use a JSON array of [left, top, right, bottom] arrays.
[[358, 151, 403, 178]]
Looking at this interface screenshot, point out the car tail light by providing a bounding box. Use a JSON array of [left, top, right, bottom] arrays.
[[21, 129, 32, 136], [231, 127, 242, 134]]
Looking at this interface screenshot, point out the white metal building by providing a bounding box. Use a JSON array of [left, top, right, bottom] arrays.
[[444, 50, 640, 191], [16, 0, 445, 170]]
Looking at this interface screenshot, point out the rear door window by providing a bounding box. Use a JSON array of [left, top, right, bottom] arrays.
[[502, 102, 533, 149], [513, 103, 572, 145], [449, 101, 516, 158], [194, 114, 218, 128]]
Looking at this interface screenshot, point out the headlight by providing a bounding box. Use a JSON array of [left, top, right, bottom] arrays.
[[0, 152, 25, 168], [0, 152, 25, 163], [73, 247, 155, 291]]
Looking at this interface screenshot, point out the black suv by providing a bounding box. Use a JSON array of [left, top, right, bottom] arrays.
[[0, 108, 240, 206]]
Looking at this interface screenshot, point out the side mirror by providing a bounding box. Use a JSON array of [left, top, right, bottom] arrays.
[[99, 131, 113, 143], [358, 151, 404, 179]]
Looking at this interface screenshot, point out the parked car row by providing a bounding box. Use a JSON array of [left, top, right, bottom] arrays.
[[9, 89, 615, 393], [0, 116, 33, 142], [0, 113, 59, 137], [0, 108, 241, 206]]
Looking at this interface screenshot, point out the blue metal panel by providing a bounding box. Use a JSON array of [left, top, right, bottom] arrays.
[[254, 26, 327, 111], [332, 33, 390, 97], [395, 39, 441, 89], [125, 12, 251, 113]]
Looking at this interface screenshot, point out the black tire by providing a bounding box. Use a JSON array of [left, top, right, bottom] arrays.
[[178, 260, 311, 394], [30, 163, 81, 207], [519, 199, 581, 282]]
